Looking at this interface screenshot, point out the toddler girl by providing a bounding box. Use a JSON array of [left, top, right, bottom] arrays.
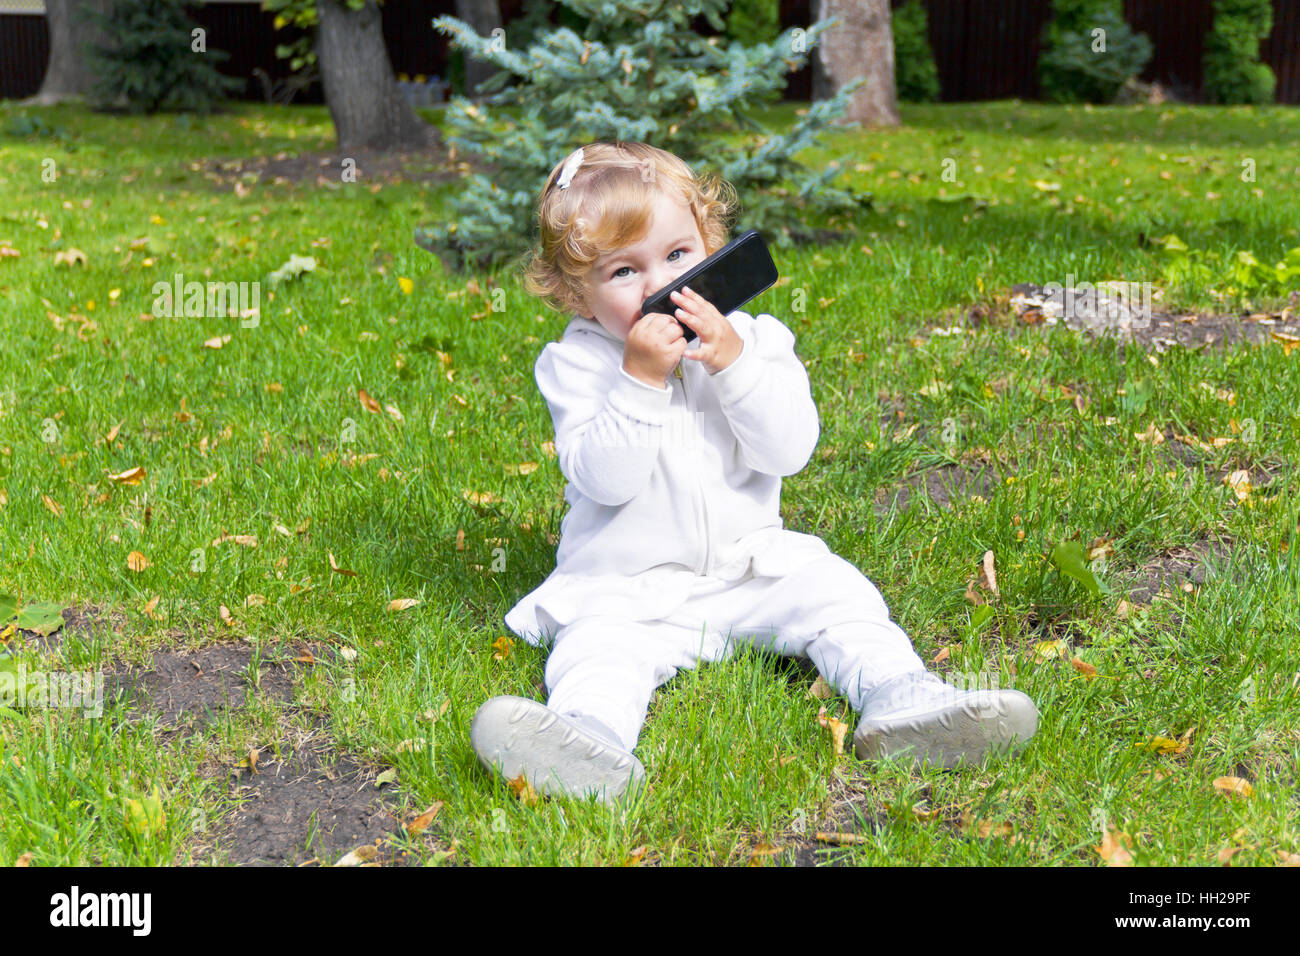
[[470, 142, 1039, 803]]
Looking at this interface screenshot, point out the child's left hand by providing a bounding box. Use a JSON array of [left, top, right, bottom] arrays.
[[672, 286, 744, 375]]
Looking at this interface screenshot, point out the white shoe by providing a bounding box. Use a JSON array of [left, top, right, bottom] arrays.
[[852, 671, 1039, 769], [470, 696, 645, 804]]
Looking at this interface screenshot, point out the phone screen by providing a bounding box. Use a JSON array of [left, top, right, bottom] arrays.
[[641, 230, 778, 341]]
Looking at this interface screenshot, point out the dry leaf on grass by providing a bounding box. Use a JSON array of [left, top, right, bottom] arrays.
[[1212, 776, 1253, 798], [747, 843, 780, 866], [1070, 657, 1098, 679], [211, 532, 257, 548], [357, 388, 381, 414], [960, 811, 1015, 839], [387, 598, 421, 612], [1096, 826, 1135, 866], [406, 802, 443, 836], [127, 551, 151, 572], [1222, 470, 1252, 501], [624, 845, 649, 866], [808, 676, 833, 700], [328, 551, 357, 577], [1134, 423, 1165, 444], [507, 773, 540, 806], [816, 706, 849, 754], [334, 845, 379, 867], [107, 466, 146, 485], [1136, 735, 1188, 755], [1035, 639, 1068, 660], [978, 550, 998, 596]]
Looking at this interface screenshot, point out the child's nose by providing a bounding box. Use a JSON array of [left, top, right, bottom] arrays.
[[644, 267, 678, 304]]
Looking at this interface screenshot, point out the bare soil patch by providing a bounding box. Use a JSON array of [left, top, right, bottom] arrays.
[[211, 725, 409, 867], [873, 463, 998, 516], [1122, 537, 1238, 605], [190, 147, 459, 190], [1005, 283, 1299, 351], [10, 602, 439, 866], [105, 642, 303, 732]]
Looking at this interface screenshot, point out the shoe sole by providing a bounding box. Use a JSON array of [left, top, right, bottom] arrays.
[[470, 696, 646, 803], [853, 690, 1039, 769]]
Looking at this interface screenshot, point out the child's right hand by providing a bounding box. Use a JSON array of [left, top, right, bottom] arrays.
[[621, 312, 688, 387]]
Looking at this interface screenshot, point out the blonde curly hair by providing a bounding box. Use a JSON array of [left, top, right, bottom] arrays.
[[523, 142, 738, 319]]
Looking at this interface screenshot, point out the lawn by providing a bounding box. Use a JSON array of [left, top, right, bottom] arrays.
[[0, 99, 1298, 866]]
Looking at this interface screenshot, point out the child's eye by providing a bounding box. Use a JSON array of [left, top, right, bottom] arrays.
[[611, 248, 688, 280]]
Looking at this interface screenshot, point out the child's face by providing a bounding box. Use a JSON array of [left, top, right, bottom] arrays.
[[578, 189, 707, 341]]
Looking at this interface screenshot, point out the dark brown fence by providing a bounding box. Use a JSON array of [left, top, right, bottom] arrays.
[[2, 0, 1298, 104]]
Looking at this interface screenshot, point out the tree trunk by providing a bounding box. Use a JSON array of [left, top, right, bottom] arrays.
[[316, 0, 433, 151], [811, 0, 832, 102], [455, 0, 503, 100], [29, 0, 112, 104], [818, 0, 899, 127]]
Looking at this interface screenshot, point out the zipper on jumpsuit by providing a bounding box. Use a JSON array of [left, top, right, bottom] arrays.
[[675, 360, 711, 576]]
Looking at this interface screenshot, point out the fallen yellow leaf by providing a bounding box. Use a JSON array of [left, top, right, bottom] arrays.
[[406, 801, 443, 835], [979, 550, 998, 596], [960, 811, 1015, 839], [808, 675, 833, 700], [492, 636, 513, 660], [358, 388, 381, 414], [127, 551, 151, 572], [1272, 331, 1300, 355], [1222, 470, 1252, 501], [1035, 639, 1068, 660], [328, 551, 357, 577], [507, 772, 540, 806], [816, 706, 849, 754], [334, 845, 379, 867], [1212, 776, 1253, 798], [1136, 735, 1188, 755], [53, 248, 88, 267], [107, 465, 146, 485], [388, 598, 422, 612], [1096, 827, 1134, 866], [1134, 423, 1165, 444], [1070, 657, 1098, 679]]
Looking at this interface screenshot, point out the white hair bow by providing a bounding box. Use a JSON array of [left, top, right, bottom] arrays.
[[557, 147, 584, 189]]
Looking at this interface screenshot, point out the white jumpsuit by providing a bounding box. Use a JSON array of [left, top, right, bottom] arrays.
[[504, 310, 926, 752]]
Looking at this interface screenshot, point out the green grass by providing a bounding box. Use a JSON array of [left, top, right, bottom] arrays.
[[1, 99, 1298, 866]]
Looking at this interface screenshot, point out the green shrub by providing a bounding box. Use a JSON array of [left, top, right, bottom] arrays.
[[894, 0, 940, 103], [87, 0, 242, 113], [1039, 0, 1152, 104], [1203, 0, 1276, 104], [724, 0, 781, 45]]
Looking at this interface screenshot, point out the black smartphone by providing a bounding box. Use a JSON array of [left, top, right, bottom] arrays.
[[640, 229, 779, 342]]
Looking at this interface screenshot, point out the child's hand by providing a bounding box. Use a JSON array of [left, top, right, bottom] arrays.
[[672, 287, 743, 375], [622, 311, 688, 387]]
